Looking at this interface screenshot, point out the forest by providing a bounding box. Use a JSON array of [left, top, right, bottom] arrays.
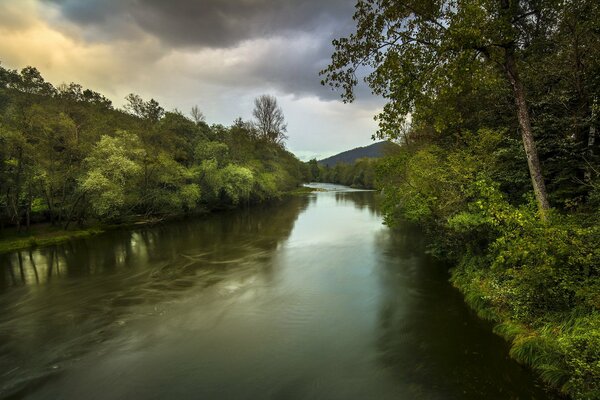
[[306, 157, 378, 189], [0, 65, 306, 237], [322, 1, 600, 399]]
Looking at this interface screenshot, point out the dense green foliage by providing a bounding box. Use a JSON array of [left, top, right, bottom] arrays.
[[0, 65, 305, 231], [310, 158, 378, 189], [308, 141, 399, 189], [325, 1, 600, 398]]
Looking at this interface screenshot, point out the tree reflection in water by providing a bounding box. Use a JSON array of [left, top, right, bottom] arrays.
[[0, 196, 309, 398], [0, 188, 554, 400], [372, 225, 553, 400]]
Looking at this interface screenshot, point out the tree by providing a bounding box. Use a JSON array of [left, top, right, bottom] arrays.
[[79, 131, 143, 219], [124, 93, 145, 118], [18, 66, 55, 96], [320, 0, 554, 218], [190, 105, 205, 124], [124, 93, 164, 122], [307, 159, 320, 181], [144, 99, 164, 123], [252, 94, 288, 145]]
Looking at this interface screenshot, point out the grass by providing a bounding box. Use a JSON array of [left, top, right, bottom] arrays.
[[0, 225, 105, 254], [451, 263, 600, 399], [0, 216, 170, 254]]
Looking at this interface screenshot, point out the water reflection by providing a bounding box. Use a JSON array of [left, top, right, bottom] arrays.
[[372, 228, 551, 399], [0, 198, 309, 290], [0, 189, 553, 400], [0, 196, 309, 398], [334, 191, 381, 216]]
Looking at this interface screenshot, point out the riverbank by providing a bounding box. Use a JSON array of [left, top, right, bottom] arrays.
[[0, 221, 162, 255], [373, 127, 600, 400], [0, 226, 103, 255], [0, 187, 326, 255], [384, 208, 599, 400], [449, 244, 600, 400]]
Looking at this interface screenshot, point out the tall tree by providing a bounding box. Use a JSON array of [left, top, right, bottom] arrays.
[[124, 93, 164, 122], [321, 0, 555, 217], [252, 94, 288, 145], [190, 105, 205, 124]]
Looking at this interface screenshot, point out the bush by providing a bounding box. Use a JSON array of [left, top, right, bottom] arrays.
[[377, 128, 600, 399]]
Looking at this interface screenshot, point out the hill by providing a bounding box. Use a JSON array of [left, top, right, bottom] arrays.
[[318, 141, 396, 167]]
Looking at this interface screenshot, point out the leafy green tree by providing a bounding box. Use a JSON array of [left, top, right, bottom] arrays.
[[321, 0, 563, 217], [156, 111, 203, 165], [17, 66, 55, 96], [307, 159, 320, 181], [220, 164, 254, 205], [195, 140, 230, 167], [139, 152, 201, 214], [29, 106, 82, 226], [79, 131, 143, 220], [124, 93, 164, 122], [0, 126, 34, 230]]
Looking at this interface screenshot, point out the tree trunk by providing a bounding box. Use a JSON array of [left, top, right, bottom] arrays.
[[43, 188, 55, 226], [63, 191, 84, 230], [584, 98, 597, 182], [25, 191, 31, 230], [13, 148, 24, 231], [503, 48, 551, 219]]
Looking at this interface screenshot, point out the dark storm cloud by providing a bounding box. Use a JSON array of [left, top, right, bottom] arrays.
[[42, 0, 371, 101], [245, 37, 374, 100], [44, 0, 355, 48]]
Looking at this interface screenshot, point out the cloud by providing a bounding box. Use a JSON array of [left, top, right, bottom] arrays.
[[281, 95, 383, 160], [39, 0, 374, 101], [152, 34, 360, 102], [0, 0, 40, 30], [0, 0, 384, 157], [42, 0, 355, 48]]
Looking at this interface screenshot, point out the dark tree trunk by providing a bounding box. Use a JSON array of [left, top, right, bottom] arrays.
[[503, 47, 551, 218], [25, 194, 31, 230]]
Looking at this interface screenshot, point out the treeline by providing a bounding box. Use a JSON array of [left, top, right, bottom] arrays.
[[305, 158, 378, 189], [0, 65, 306, 231], [324, 1, 599, 399]]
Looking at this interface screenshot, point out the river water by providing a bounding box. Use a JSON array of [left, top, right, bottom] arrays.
[[0, 184, 551, 399]]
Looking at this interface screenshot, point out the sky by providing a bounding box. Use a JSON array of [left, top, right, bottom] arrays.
[[0, 0, 385, 160]]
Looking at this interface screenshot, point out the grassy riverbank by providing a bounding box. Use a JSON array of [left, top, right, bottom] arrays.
[[450, 226, 600, 399], [0, 225, 104, 254], [384, 195, 600, 399], [376, 141, 600, 399], [0, 188, 317, 255]]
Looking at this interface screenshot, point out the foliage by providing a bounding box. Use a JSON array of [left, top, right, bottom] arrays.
[[324, 2, 600, 395], [322, 0, 600, 216], [310, 157, 379, 189], [0, 64, 305, 229], [373, 125, 600, 398], [80, 131, 143, 219]]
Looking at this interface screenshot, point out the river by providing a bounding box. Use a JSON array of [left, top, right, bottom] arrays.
[[0, 184, 551, 399]]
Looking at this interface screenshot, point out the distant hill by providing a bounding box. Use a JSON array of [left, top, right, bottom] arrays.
[[318, 141, 397, 167]]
